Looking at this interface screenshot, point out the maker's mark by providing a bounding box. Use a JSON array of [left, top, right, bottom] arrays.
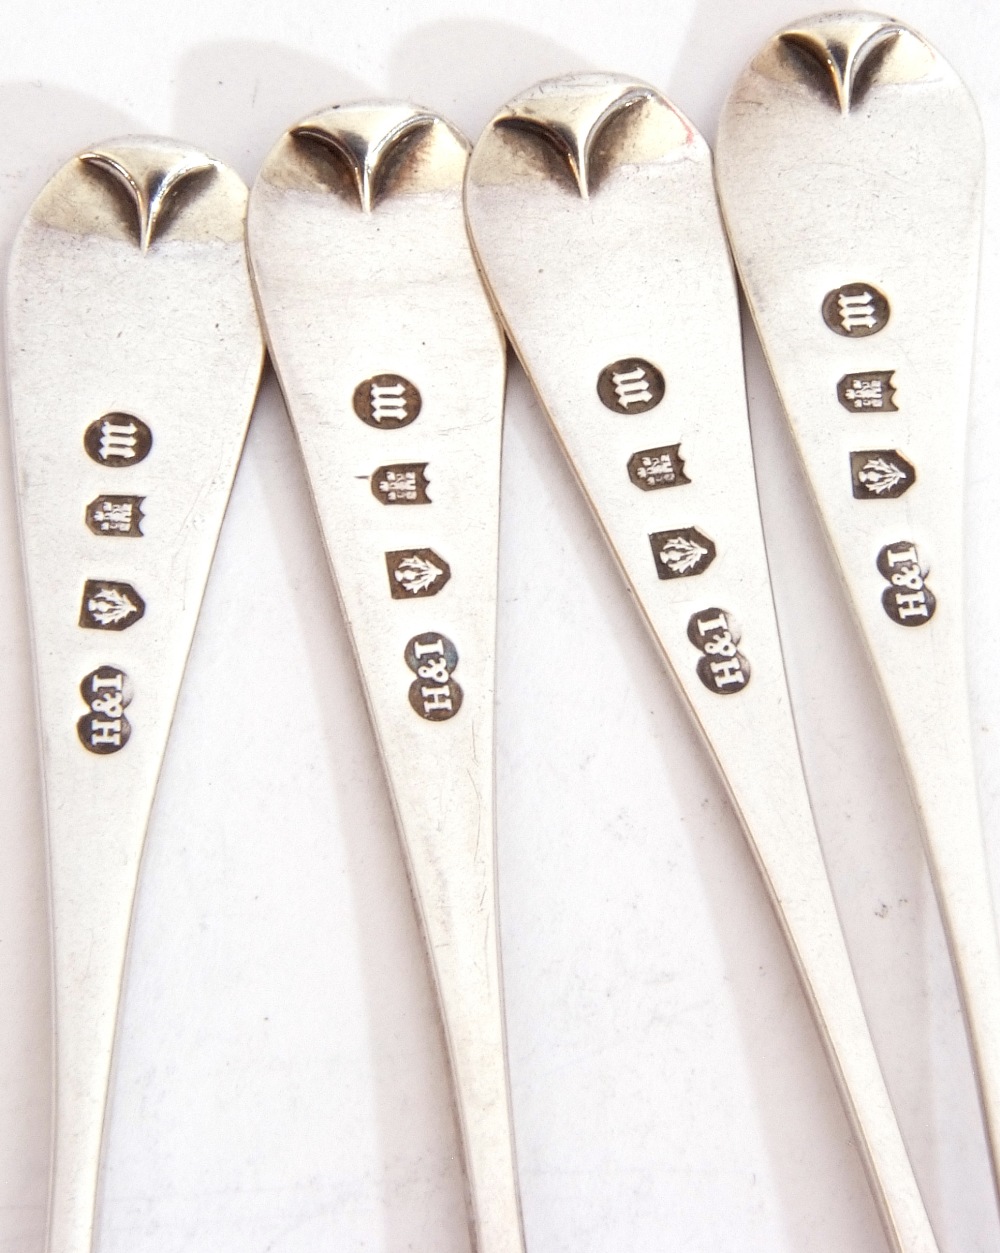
[[77, 665, 133, 754], [79, 142, 216, 251]]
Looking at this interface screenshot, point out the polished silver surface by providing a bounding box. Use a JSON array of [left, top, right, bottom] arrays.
[[246, 104, 521, 1253], [6, 138, 264, 1253], [715, 9, 1000, 1221], [465, 73, 940, 1253]]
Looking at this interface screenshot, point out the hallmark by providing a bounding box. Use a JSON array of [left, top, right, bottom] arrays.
[[371, 463, 430, 504], [386, 549, 451, 599], [597, 358, 665, 414], [649, 527, 715, 580], [353, 374, 421, 429], [837, 371, 897, 412], [84, 414, 152, 466], [876, 541, 936, 626], [687, 608, 751, 695], [404, 632, 463, 721], [627, 444, 689, 491], [86, 495, 145, 536], [77, 665, 133, 753], [821, 283, 889, 337], [79, 580, 146, 631], [850, 451, 915, 499]]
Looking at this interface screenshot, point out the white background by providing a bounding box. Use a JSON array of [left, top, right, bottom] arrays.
[[1, 1, 999, 1250]]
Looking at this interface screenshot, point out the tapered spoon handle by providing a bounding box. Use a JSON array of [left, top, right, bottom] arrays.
[[7, 138, 264, 1253], [716, 10, 999, 1220], [247, 103, 523, 1253], [465, 72, 940, 1253]]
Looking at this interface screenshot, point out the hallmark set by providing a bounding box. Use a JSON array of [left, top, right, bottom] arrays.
[[5, 12, 992, 1253]]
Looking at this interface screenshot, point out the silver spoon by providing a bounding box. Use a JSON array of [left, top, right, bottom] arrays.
[[6, 138, 264, 1253], [465, 72, 939, 1253], [246, 103, 524, 1253], [715, 9, 999, 1220]]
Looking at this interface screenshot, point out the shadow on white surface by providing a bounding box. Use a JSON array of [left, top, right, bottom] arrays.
[[172, 43, 371, 183], [388, 20, 593, 140]]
